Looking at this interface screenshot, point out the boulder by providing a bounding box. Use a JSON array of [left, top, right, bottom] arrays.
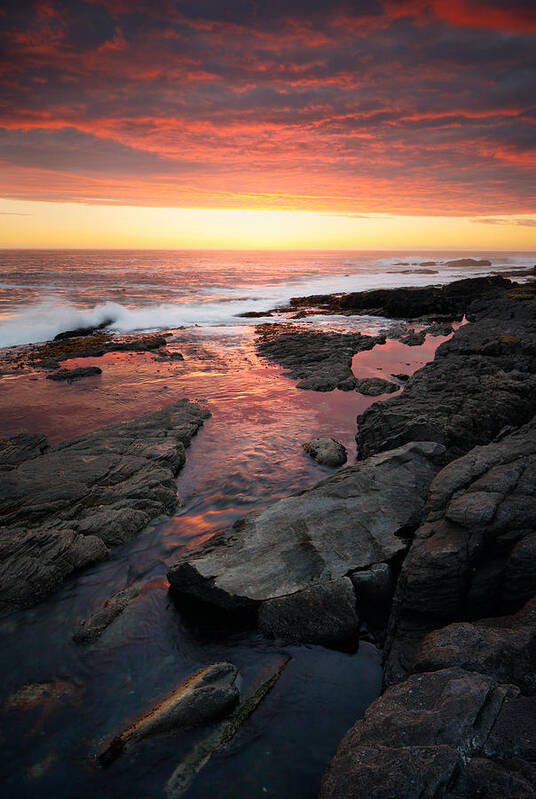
[[355, 377, 399, 396], [258, 578, 359, 649], [302, 437, 347, 467], [321, 667, 522, 799], [99, 662, 239, 766], [168, 441, 444, 646]]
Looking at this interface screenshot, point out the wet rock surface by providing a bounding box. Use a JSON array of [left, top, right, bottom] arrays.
[[355, 377, 399, 396], [0, 400, 209, 611], [289, 275, 511, 319], [168, 441, 444, 646], [72, 583, 142, 643], [357, 284, 536, 461], [255, 324, 385, 391], [99, 662, 239, 766], [302, 437, 347, 466], [46, 366, 102, 382]]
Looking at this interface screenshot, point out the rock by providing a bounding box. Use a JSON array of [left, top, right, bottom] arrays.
[[153, 350, 184, 361], [420, 261, 437, 267], [53, 320, 113, 340], [303, 437, 347, 467], [290, 276, 509, 319], [383, 417, 536, 686], [168, 441, 444, 646], [427, 322, 454, 337], [258, 578, 359, 649], [445, 258, 492, 267], [355, 377, 399, 396], [72, 583, 142, 643], [414, 597, 536, 695], [350, 563, 394, 625], [0, 400, 209, 611], [400, 329, 426, 346], [28, 332, 167, 364], [357, 285, 536, 461], [392, 373, 409, 381], [236, 310, 273, 318], [46, 366, 102, 382], [255, 325, 384, 391], [320, 667, 521, 799], [5, 678, 83, 711], [0, 527, 108, 611], [99, 662, 239, 766]]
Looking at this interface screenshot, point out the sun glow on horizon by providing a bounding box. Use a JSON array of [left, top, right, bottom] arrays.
[[1, 199, 536, 251]]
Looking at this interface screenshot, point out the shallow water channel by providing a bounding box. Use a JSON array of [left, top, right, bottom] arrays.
[[0, 321, 452, 798]]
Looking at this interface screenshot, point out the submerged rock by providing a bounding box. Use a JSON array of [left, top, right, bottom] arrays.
[[99, 662, 239, 766], [168, 441, 444, 647], [0, 400, 209, 611], [303, 437, 347, 467], [355, 377, 399, 396], [46, 366, 102, 382], [73, 583, 142, 644]]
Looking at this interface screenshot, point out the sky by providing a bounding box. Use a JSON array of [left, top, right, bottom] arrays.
[[1, 0, 535, 248]]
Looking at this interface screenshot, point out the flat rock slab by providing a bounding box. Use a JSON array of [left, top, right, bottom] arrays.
[[46, 366, 102, 381], [168, 441, 444, 645], [0, 400, 209, 611]]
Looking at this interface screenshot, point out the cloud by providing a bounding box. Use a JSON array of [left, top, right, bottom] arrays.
[[473, 217, 536, 226]]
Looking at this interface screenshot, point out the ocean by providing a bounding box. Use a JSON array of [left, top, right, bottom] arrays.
[[0, 248, 534, 347]]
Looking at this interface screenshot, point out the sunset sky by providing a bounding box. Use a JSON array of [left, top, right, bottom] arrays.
[[1, 0, 535, 248]]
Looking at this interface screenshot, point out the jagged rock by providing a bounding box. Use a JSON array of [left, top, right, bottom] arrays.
[[73, 583, 142, 643], [46, 366, 102, 381], [168, 441, 444, 646], [99, 663, 239, 766], [258, 578, 359, 649], [400, 329, 426, 346], [383, 417, 536, 687], [358, 286, 536, 461], [414, 598, 536, 695], [320, 667, 521, 799], [427, 322, 454, 337], [303, 437, 347, 467], [0, 400, 209, 610], [0, 527, 108, 611], [290, 275, 509, 319], [255, 325, 384, 391], [355, 377, 399, 396]]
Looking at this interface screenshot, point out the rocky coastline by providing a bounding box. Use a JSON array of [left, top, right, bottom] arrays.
[[169, 276, 536, 797], [1, 274, 535, 796]]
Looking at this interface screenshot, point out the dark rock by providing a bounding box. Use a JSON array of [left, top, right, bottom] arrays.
[[350, 563, 394, 625], [383, 417, 536, 686], [420, 261, 437, 267], [46, 366, 102, 382], [255, 324, 384, 391], [0, 527, 108, 611], [321, 667, 520, 799], [0, 400, 209, 611], [168, 441, 444, 645], [400, 329, 426, 346], [445, 258, 492, 267], [414, 597, 536, 695], [258, 577, 359, 649], [392, 373, 409, 381], [28, 333, 167, 364], [236, 310, 273, 318], [72, 583, 142, 643], [303, 437, 347, 467], [290, 276, 510, 319], [99, 662, 239, 766], [0, 433, 48, 470], [355, 377, 399, 396], [53, 320, 113, 341], [427, 321, 454, 337], [357, 286, 536, 461]]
